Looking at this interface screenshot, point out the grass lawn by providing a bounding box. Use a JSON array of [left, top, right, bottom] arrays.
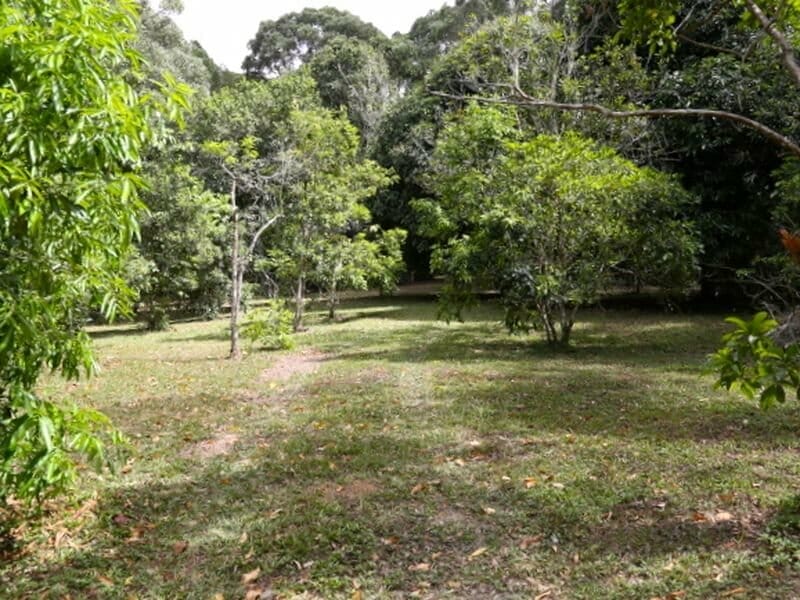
[[2, 298, 800, 599]]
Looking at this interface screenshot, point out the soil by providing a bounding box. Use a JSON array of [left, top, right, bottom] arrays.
[[259, 349, 328, 383], [181, 433, 239, 460]]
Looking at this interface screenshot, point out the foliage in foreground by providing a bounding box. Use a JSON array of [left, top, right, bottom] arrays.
[[0, 0, 185, 504], [710, 312, 800, 409]]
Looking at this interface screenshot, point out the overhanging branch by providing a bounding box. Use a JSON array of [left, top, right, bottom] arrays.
[[429, 87, 800, 158]]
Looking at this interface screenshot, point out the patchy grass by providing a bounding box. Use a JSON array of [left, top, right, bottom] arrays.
[[3, 298, 800, 599]]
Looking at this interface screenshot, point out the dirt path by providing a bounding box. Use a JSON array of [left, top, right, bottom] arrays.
[[259, 348, 328, 383]]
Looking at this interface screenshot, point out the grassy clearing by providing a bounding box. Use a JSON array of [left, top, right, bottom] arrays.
[[3, 298, 800, 599]]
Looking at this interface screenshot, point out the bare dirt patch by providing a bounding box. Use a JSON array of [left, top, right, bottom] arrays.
[[181, 433, 239, 460], [259, 349, 328, 383], [316, 479, 381, 505]]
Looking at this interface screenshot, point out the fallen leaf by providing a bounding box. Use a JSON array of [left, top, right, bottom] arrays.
[[172, 541, 189, 555], [239, 532, 248, 544], [524, 477, 538, 489], [126, 526, 146, 543], [666, 592, 686, 599], [692, 512, 708, 522], [382, 536, 399, 546], [97, 575, 114, 587], [410, 483, 425, 495], [408, 563, 430, 572], [351, 590, 363, 600], [53, 529, 70, 549], [721, 588, 746, 597], [213, 595, 224, 600], [112, 514, 133, 526], [715, 511, 734, 522], [519, 535, 543, 549], [534, 591, 552, 600], [551, 482, 565, 490], [482, 507, 496, 515], [245, 590, 263, 600], [241, 568, 261, 585], [468, 546, 488, 560]]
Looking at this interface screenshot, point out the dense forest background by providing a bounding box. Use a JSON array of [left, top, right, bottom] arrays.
[[130, 0, 800, 330]]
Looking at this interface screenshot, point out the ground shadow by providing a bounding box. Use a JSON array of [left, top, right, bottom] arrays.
[[12, 428, 794, 598]]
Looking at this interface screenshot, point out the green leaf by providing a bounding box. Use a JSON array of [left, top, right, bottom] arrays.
[[38, 416, 55, 452]]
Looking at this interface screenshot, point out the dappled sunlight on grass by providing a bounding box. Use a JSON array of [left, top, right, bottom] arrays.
[[6, 298, 800, 598]]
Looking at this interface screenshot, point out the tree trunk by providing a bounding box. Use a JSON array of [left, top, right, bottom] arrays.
[[229, 180, 242, 360], [328, 260, 341, 320], [293, 274, 306, 332], [328, 281, 338, 320], [559, 322, 573, 348]]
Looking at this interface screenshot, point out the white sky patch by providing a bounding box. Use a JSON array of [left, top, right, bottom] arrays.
[[173, 0, 453, 72]]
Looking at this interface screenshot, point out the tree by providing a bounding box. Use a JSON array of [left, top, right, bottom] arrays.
[[136, 0, 215, 94], [312, 228, 407, 320], [436, 1, 800, 156], [191, 75, 319, 359], [126, 159, 229, 329], [0, 0, 187, 503], [262, 108, 398, 331], [388, 0, 517, 83], [417, 104, 699, 346], [242, 7, 388, 77], [426, 1, 800, 302], [309, 36, 399, 149]]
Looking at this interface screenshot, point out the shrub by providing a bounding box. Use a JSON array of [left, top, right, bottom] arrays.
[[241, 301, 295, 350]]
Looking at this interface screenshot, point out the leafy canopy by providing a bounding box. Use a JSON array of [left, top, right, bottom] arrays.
[[242, 7, 387, 77]]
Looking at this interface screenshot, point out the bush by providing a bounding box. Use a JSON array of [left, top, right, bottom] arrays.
[[708, 312, 800, 409], [241, 301, 295, 350]]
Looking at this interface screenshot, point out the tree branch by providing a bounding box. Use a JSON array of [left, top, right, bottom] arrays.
[[744, 0, 800, 88], [676, 33, 743, 58], [245, 213, 281, 261], [428, 87, 800, 158]]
